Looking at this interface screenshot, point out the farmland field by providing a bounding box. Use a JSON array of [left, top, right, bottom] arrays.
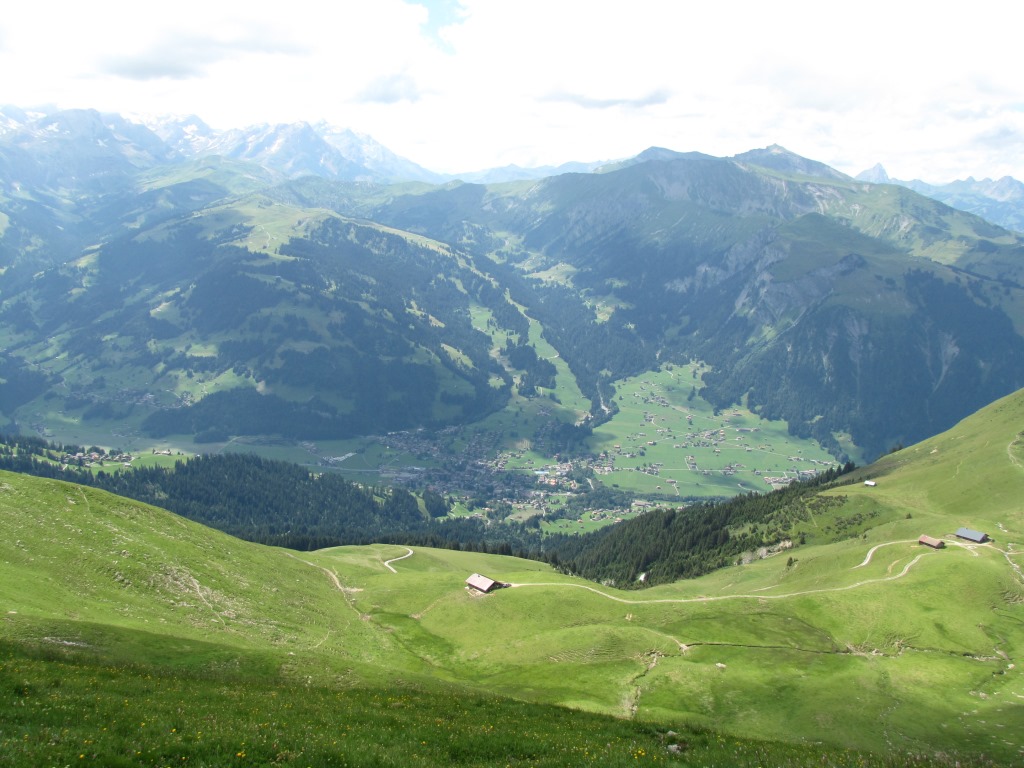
[[586, 364, 840, 498]]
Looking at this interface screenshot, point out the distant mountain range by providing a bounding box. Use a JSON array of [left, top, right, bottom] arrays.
[[0, 106, 608, 186], [3, 106, 1024, 462], [5, 104, 1024, 216], [0, 106, 443, 185], [857, 163, 1024, 233]]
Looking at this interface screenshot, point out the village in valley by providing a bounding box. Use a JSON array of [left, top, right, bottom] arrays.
[[309, 364, 841, 534], [18, 363, 841, 536]]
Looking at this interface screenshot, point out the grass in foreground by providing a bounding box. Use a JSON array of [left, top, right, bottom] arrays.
[[0, 640, 989, 768]]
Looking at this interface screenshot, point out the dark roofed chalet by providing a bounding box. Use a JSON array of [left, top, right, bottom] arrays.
[[955, 527, 989, 543]]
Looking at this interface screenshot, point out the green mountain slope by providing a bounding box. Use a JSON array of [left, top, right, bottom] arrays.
[[4, 136, 1024, 467], [550, 386, 1024, 589], [0, 471, 913, 768], [0, 472, 407, 682], [361, 151, 1024, 458], [2, 388, 1023, 764], [2, 196, 524, 440], [859, 381, 1024, 525]]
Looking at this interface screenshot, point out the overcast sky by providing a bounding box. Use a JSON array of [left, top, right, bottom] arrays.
[[1, 0, 1021, 182]]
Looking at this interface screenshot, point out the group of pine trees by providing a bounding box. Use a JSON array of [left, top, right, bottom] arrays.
[[541, 463, 854, 587]]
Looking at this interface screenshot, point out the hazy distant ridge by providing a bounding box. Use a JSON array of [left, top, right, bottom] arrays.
[[857, 162, 1024, 233]]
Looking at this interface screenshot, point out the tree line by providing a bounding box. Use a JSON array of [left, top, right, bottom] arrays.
[[540, 463, 855, 587]]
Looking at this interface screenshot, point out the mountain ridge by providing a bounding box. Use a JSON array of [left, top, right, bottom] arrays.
[[857, 162, 1024, 232], [3, 107, 1024, 467]]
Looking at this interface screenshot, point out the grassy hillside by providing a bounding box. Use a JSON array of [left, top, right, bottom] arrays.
[[0, 470, 932, 768], [2, 389, 1023, 765], [5, 199, 517, 443]]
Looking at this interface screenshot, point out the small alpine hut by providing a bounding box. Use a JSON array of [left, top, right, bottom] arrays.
[[918, 535, 945, 549], [955, 527, 990, 543], [465, 573, 504, 594]]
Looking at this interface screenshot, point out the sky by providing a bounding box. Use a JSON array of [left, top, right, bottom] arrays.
[[0, 0, 1021, 182]]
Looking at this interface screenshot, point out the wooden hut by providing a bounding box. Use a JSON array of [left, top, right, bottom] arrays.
[[465, 573, 504, 593], [918, 535, 945, 549]]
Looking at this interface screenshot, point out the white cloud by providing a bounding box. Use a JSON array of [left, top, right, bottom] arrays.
[[356, 73, 423, 104], [98, 26, 309, 81], [0, 0, 1022, 181]]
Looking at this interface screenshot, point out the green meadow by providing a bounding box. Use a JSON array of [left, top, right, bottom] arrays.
[[4, 638, 956, 768], [586, 364, 840, 497], [541, 504, 651, 534], [2, 388, 1023, 765]]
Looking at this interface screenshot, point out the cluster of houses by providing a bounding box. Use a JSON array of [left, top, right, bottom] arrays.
[[60, 449, 134, 468], [303, 374, 839, 526]]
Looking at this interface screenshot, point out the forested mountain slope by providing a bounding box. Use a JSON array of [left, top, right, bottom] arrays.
[[2, 198, 522, 438], [358, 148, 1024, 457], [3, 112, 1024, 462]]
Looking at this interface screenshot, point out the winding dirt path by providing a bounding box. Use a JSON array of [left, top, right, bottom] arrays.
[[285, 552, 346, 591], [187, 573, 226, 625], [852, 540, 917, 569], [509, 551, 936, 605], [382, 547, 414, 573], [282, 552, 364, 618], [1008, 435, 1024, 473]]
